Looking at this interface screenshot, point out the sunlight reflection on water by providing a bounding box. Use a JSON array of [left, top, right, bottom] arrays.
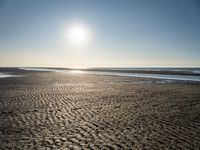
[[70, 70, 85, 74], [19, 68, 200, 82], [0, 73, 23, 78]]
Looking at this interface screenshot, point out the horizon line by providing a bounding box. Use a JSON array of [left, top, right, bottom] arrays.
[[0, 66, 200, 69]]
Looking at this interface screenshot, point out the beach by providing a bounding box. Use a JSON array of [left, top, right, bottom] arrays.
[[0, 68, 200, 149]]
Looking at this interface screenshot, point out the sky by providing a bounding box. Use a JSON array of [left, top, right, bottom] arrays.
[[0, 0, 200, 68]]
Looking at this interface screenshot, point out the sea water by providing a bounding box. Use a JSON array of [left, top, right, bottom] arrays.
[[19, 67, 200, 82], [0, 73, 22, 78]]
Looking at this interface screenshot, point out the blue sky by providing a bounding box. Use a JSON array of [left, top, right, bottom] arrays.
[[0, 0, 200, 67]]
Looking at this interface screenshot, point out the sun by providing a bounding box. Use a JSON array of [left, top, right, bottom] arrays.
[[66, 23, 91, 46]]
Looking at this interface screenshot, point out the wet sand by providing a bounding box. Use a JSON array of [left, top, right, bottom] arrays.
[[0, 71, 200, 149]]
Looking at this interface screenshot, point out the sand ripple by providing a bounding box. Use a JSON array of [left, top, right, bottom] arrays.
[[0, 72, 200, 149]]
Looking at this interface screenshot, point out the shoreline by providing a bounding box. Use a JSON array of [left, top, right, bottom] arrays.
[[1, 67, 200, 82]]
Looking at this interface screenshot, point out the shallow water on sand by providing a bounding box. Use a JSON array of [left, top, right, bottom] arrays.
[[84, 71, 200, 82], [19, 67, 200, 82], [0, 73, 22, 78]]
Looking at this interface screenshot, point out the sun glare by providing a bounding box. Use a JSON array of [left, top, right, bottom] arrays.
[[66, 24, 91, 46], [70, 70, 85, 74]]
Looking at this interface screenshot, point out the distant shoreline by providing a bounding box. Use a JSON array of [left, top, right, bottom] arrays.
[[0, 67, 200, 76], [1, 67, 200, 82]]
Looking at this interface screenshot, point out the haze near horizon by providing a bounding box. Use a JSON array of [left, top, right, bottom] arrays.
[[0, 0, 200, 68]]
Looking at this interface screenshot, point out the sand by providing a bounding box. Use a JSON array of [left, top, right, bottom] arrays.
[[0, 71, 200, 149]]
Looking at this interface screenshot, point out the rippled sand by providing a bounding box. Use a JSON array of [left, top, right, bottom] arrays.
[[0, 71, 200, 149]]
